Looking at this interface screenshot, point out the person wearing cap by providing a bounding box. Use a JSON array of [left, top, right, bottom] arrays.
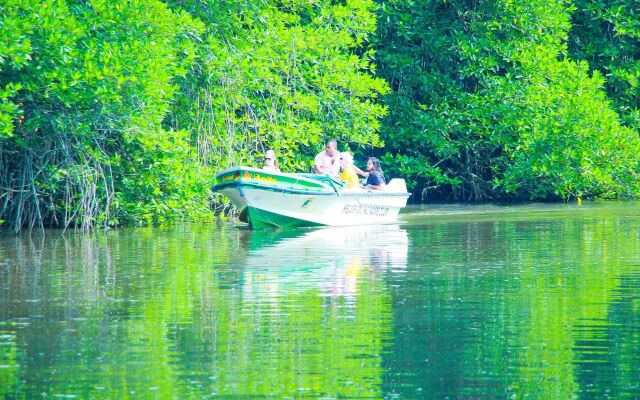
[[262, 149, 280, 173], [339, 152, 360, 189]]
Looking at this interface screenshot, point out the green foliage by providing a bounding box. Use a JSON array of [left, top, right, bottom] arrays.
[[170, 0, 389, 174], [375, 0, 640, 201], [568, 0, 640, 129], [499, 55, 640, 199], [0, 0, 209, 229], [0, 0, 30, 139], [1, 0, 389, 230], [2, 0, 640, 230]]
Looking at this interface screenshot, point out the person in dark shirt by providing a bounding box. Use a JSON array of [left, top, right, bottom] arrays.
[[364, 157, 385, 190]]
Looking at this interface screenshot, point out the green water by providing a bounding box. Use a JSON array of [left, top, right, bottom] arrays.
[[1, 201, 639, 399]]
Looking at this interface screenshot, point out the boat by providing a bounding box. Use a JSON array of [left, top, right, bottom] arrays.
[[212, 166, 410, 228]]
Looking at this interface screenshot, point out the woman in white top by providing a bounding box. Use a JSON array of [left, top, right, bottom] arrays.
[[262, 149, 280, 173]]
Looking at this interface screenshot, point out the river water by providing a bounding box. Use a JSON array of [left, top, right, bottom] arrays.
[[1, 201, 639, 399]]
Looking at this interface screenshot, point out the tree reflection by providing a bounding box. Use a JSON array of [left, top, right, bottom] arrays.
[[2, 206, 640, 398], [0, 224, 409, 398]]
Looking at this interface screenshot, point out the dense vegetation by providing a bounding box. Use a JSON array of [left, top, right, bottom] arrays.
[[1, 0, 639, 230], [375, 0, 640, 200]]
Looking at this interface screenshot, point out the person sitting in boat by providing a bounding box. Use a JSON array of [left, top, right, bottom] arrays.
[[363, 157, 385, 190], [262, 149, 280, 173], [339, 152, 360, 189], [313, 140, 340, 176]]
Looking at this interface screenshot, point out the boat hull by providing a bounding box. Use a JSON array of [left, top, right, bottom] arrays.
[[213, 167, 410, 228]]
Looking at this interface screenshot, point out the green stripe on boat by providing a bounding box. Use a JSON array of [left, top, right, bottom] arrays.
[[247, 206, 324, 229]]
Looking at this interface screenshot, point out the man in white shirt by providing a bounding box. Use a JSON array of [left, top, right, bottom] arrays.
[[313, 140, 340, 176]]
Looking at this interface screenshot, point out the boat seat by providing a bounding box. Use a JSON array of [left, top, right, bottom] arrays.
[[386, 178, 407, 192]]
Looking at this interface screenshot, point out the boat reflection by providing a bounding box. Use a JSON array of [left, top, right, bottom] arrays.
[[241, 225, 408, 307]]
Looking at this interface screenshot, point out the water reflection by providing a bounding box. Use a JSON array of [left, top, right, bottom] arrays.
[[573, 270, 640, 399], [242, 225, 408, 309], [386, 209, 640, 399], [0, 225, 410, 398], [1, 203, 640, 398]]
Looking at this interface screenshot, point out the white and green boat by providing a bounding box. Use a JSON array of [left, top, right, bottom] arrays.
[[212, 167, 410, 228]]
